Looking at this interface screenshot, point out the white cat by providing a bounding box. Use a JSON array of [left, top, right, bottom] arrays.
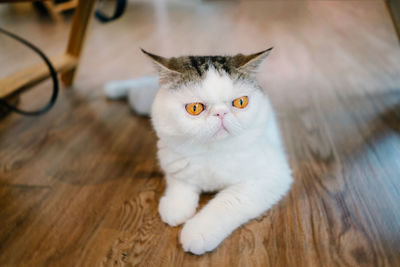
[[106, 48, 293, 255]]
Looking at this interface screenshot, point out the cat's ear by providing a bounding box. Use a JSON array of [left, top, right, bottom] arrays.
[[232, 47, 273, 74], [141, 49, 182, 85]]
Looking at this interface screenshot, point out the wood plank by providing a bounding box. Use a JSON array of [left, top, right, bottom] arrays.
[[0, 184, 51, 267], [0, 53, 77, 99], [0, 0, 399, 266]]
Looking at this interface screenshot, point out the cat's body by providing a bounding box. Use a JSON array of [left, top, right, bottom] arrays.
[[156, 102, 287, 193], [106, 48, 293, 254]]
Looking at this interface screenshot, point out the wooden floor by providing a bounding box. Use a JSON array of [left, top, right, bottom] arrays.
[[1, 0, 400, 266]]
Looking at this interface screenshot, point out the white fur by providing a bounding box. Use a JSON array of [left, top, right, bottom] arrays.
[[152, 68, 293, 255], [104, 75, 159, 115]]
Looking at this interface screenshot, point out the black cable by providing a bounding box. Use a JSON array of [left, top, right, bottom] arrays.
[[95, 0, 127, 23], [0, 27, 59, 116]]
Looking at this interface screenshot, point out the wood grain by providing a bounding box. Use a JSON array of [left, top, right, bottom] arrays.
[[0, 0, 400, 266]]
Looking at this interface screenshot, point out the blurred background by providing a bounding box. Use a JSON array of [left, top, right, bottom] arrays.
[[0, 0, 399, 266], [1, 0, 398, 111]]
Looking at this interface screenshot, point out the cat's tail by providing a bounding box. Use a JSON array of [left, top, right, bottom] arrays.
[[104, 75, 159, 115], [104, 80, 135, 99]]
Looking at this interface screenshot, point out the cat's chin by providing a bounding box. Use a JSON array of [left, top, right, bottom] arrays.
[[210, 128, 231, 141]]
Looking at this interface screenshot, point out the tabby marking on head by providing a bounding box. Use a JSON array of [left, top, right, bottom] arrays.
[[141, 48, 272, 87]]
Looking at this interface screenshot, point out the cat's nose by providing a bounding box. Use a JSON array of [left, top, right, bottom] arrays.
[[212, 105, 229, 118], [213, 111, 228, 118]]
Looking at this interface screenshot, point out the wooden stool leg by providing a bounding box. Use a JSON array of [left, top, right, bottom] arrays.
[[61, 0, 97, 86]]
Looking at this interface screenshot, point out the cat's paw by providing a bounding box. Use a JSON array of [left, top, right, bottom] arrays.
[[158, 195, 197, 227], [180, 217, 226, 255]]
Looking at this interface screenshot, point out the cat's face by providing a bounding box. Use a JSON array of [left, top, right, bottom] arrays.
[[145, 49, 272, 143]]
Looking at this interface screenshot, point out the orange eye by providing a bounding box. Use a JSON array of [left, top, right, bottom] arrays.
[[185, 103, 205, 116], [232, 96, 248, 109]]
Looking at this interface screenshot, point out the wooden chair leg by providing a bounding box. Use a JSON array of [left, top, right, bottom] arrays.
[[386, 0, 400, 42], [61, 0, 97, 86], [43, 2, 63, 22], [0, 95, 19, 119]]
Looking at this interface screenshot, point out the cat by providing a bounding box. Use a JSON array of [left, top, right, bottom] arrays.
[[106, 48, 293, 255], [104, 74, 159, 115]]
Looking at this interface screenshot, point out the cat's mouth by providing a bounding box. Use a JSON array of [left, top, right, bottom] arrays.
[[220, 124, 229, 133], [213, 122, 230, 137]]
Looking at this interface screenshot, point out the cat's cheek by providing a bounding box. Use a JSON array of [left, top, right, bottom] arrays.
[[231, 108, 252, 128], [236, 100, 263, 127], [179, 114, 212, 139]]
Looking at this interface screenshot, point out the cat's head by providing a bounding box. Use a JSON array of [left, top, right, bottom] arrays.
[[143, 48, 273, 144]]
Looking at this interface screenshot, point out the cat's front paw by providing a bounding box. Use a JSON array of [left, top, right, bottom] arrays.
[[158, 195, 197, 227], [180, 217, 226, 255]]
